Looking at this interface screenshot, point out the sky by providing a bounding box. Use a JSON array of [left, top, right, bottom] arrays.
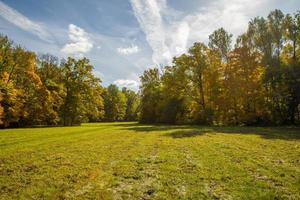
[[0, 0, 299, 91]]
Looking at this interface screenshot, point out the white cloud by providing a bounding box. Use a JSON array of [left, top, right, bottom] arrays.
[[184, 0, 267, 43], [170, 21, 190, 55], [117, 45, 139, 55], [130, 0, 171, 65], [113, 79, 139, 91], [130, 0, 269, 65], [0, 1, 51, 42], [61, 24, 93, 57]]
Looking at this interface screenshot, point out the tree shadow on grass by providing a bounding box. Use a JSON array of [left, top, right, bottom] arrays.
[[167, 130, 206, 138], [110, 123, 300, 140], [111, 122, 194, 132], [210, 126, 300, 140]]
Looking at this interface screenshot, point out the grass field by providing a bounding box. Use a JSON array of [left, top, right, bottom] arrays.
[[0, 122, 299, 199]]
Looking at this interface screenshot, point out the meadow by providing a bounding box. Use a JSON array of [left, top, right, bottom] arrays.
[[0, 122, 299, 199]]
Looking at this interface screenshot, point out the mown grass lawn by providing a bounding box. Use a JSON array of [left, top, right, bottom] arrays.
[[0, 122, 299, 199]]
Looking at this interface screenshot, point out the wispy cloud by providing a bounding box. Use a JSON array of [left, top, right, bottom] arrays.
[[130, 0, 171, 65], [130, 0, 268, 65], [0, 1, 51, 42], [117, 45, 139, 55], [61, 24, 93, 57], [114, 79, 139, 91]]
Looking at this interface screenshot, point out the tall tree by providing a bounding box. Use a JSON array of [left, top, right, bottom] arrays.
[[281, 12, 300, 124], [187, 42, 209, 123], [221, 47, 266, 124], [60, 57, 104, 125], [160, 55, 191, 124], [139, 68, 162, 123]]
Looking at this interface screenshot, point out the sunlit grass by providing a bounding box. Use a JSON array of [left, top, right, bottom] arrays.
[[1, 122, 299, 199]]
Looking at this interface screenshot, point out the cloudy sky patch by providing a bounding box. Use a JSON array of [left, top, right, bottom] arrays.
[[0, 0, 299, 90]]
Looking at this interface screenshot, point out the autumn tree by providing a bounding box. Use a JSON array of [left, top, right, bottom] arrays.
[[0, 34, 105, 127], [0, 35, 54, 127], [139, 9, 300, 125]]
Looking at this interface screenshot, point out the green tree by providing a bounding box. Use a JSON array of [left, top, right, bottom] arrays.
[[208, 28, 232, 62], [60, 57, 104, 125], [160, 55, 191, 124], [281, 12, 300, 124], [122, 87, 140, 121], [103, 84, 126, 121], [139, 68, 162, 123], [37, 54, 64, 125]]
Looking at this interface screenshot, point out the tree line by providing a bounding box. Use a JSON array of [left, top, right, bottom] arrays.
[[1, 9, 299, 127], [139, 9, 300, 125], [0, 36, 139, 127]]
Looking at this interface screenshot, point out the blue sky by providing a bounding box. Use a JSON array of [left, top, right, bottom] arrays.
[[0, 0, 299, 90]]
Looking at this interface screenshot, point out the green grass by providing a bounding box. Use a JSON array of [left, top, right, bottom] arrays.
[[0, 122, 299, 199]]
